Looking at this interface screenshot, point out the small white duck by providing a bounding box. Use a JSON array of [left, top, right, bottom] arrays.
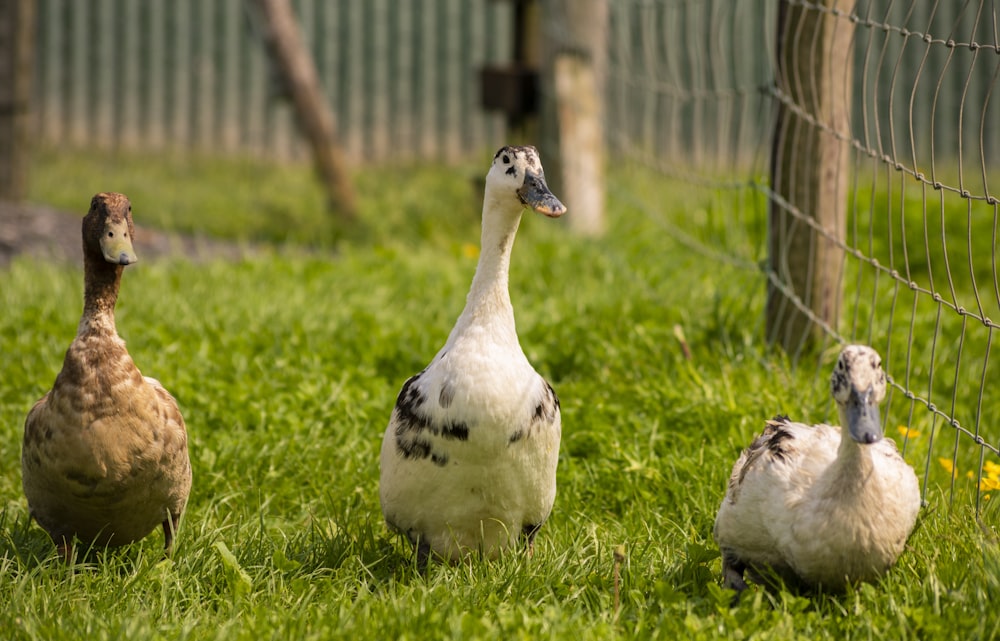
[[22, 192, 192, 562], [714, 345, 921, 592], [379, 145, 565, 566]]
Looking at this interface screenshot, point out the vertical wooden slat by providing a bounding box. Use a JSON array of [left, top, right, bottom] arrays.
[[388, 0, 406, 159], [444, 0, 462, 160], [118, 0, 140, 149], [418, 0, 436, 157], [344, 0, 363, 158], [370, 0, 388, 160], [245, 1, 266, 155], [38, 0, 62, 143], [67, 0, 88, 145], [191, 0, 213, 151], [458, 0, 474, 157], [0, 0, 35, 200], [91, 0, 112, 147], [169, 0, 191, 148], [144, 1, 166, 148], [218, 0, 240, 152]]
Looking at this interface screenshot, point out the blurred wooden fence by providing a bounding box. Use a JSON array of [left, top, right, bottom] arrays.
[[31, 0, 512, 163], [29, 0, 999, 167], [605, 0, 1000, 171]]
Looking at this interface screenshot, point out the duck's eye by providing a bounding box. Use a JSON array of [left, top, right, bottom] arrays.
[[107, 231, 114, 238], [502, 154, 510, 164]]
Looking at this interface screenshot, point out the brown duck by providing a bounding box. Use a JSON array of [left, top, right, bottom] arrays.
[[21, 192, 192, 562]]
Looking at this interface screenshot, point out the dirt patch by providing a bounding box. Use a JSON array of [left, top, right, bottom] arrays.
[[0, 200, 254, 268]]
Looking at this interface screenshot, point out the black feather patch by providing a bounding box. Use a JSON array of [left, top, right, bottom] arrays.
[[735, 415, 796, 487], [532, 382, 560, 425], [393, 372, 468, 463], [509, 381, 559, 446], [760, 415, 795, 462], [441, 421, 469, 441], [394, 374, 428, 430]]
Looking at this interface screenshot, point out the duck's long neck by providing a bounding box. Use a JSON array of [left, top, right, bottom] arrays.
[[830, 416, 877, 494], [78, 252, 122, 336], [449, 195, 524, 343]]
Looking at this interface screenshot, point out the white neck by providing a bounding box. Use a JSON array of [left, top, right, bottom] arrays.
[[831, 410, 875, 493], [447, 189, 525, 345]]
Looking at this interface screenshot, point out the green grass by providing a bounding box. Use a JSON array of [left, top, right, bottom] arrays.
[[1, 148, 999, 639]]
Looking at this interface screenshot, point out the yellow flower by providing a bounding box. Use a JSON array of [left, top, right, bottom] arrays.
[[983, 460, 1000, 479], [897, 426, 920, 439], [939, 458, 957, 478], [460, 243, 480, 259], [981, 477, 1000, 492]]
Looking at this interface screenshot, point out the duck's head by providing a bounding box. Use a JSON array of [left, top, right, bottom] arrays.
[[830, 345, 888, 444], [485, 146, 566, 218], [83, 192, 138, 266]]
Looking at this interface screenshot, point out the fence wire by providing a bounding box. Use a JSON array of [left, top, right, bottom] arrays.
[[606, 0, 1000, 512]]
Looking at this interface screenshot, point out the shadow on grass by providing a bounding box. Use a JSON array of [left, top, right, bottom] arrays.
[[0, 504, 203, 578], [0, 506, 54, 570]]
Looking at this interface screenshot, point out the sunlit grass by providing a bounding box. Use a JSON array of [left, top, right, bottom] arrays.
[[1, 148, 998, 639]]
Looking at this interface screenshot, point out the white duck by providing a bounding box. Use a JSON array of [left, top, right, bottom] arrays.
[[379, 145, 565, 566], [22, 192, 192, 562], [714, 345, 921, 592]]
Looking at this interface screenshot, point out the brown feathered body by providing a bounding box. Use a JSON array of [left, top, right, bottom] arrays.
[[21, 193, 192, 560]]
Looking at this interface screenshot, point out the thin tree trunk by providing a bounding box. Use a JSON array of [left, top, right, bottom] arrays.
[[250, 0, 357, 221]]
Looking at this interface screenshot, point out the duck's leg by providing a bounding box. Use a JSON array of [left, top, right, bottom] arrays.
[[521, 523, 541, 557], [56, 536, 74, 564], [721, 549, 749, 593], [415, 539, 432, 573], [162, 511, 181, 554]]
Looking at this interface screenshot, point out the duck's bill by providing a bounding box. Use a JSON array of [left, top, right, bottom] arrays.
[[100, 220, 138, 265], [846, 386, 883, 444], [518, 169, 566, 218]]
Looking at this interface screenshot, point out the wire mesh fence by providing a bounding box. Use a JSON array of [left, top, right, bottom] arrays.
[[607, 0, 999, 511]]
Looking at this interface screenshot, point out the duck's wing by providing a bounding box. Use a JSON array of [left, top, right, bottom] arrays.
[[715, 415, 823, 589], [143, 377, 188, 435], [22, 392, 52, 449], [386, 370, 466, 468], [724, 416, 799, 497], [142, 376, 192, 523]]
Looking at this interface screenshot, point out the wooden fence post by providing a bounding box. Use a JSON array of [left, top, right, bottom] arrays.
[[542, 0, 608, 236], [0, 0, 35, 202], [249, 0, 357, 222], [766, 0, 856, 354]]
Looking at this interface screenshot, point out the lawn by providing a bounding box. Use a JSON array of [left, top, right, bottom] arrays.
[[1, 148, 998, 640]]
